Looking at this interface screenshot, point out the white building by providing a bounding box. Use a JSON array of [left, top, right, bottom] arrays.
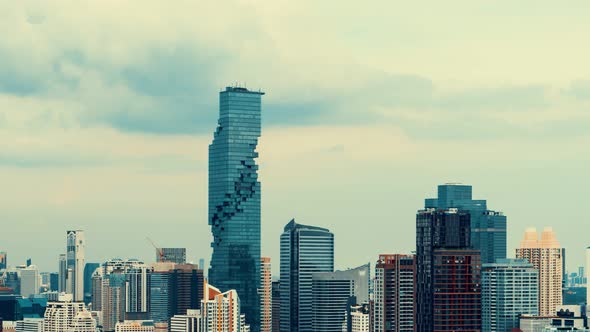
[[170, 309, 201, 332], [15, 318, 43, 332], [20, 265, 39, 298], [342, 304, 370, 332], [69, 310, 97, 332], [201, 283, 247, 332], [115, 320, 156, 332], [43, 294, 87, 332], [66, 230, 86, 302]]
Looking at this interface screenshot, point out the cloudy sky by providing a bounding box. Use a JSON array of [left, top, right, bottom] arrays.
[[2, 1, 590, 274]]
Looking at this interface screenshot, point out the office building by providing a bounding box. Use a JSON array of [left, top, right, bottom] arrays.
[[170, 264, 203, 316], [425, 183, 507, 264], [42, 294, 86, 332], [271, 281, 280, 332], [59, 254, 67, 293], [416, 208, 482, 332], [208, 86, 265, 332], [70, 310, 98, 332], [157, 249, 186, 265], [343, 303, 370, 332], [66, 231, 86, 302], [20, 266, 39, 298], [15, 318, 43, 332], [0, 252, 6, 270], [482, 259, 539, 332], [260, 257, 272, 332], [200, 283, 244, 332], [102, 272, 127, 332], [516, 227, 563, 316], [84, 263, 100, 305], [373, 254, 415, 332], [280, 219, 334, 332], [170, 309, 201, 332], [49, 273, 59, 292], [115, 320, 155, 332], [148, 262, 175, 324], [312, 264, 370, 332], [125, 265, 151, 320]]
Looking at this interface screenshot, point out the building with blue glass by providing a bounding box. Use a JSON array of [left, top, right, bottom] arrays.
[[208, 86, 264, 331], [280, 219, 335, 332], [425, 183, 507, 264]]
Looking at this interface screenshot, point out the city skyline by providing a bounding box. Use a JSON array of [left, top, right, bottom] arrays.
[[2, 1, 590, 277]]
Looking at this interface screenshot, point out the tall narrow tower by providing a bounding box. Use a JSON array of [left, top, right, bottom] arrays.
[[208, 86, 264, 331], [66, 230, 86, 302]]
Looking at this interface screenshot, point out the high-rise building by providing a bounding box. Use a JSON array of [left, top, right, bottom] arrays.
[[170, 264, 204, 316], [49, 273, 59, 292], [157, 249, 186, 265], [170, 309, 201, 332], [280, 220, 334, 332], [148, 262, 176, 324], [271, 281, 280, 332], [115, 321, 155, 332], [260, 257, 272, 332], [373, 254, 415, 332], [43, 294, 87, 332], [482, 258, 539, 332], [343, 303, 370, 332], [198, 259, 205, 274], [416, 208, 482, 332], [125, 265, 151, 320], [59, 254, 67, 293], [201, 283, 247, 332], [312, 264, 370, 332], [0, 252, 6, 270], [425, 184, 507, 264], [208, 86, 264, 332], [102, 272, 127, 332], [84, 263, 100, 305], [20, 265, 39, 298], [516, 227, 563, 316], [70, 310, 98, 332], [66, 230, 86, 302]]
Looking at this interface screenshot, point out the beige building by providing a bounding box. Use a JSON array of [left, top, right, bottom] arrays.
[[115, 321, 155, 332], [260, 257, 272, 332], [516, 227, 563, 316]]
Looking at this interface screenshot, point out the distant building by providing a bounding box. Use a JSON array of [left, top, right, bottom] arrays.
[[271, 281, 280, 332], [373, 254, 415, 332], [15, 318, 43, 332], [49, 273, 59, 292], [343, 303, 370, 332], [58, 254, 67, 293], [170, 309, 201, 332], [83, 263, 100, 305], [201, 283, 245, 332], [260, 257, 272, 332], [425, 183, 507, 264], [66, 230, 86, 302], [0, 252, 6, 270], [148, 262, 175, 323], [520, 305, 587, 332], [158, 249, 186, 265], [20, 266, 39, 298], [42, 294, 87, 332], [311, 264, 370, 332], [101, 272, 127, 332], [280, 219, 334, 332], [69, 310, 98, 332], [516, 227, 563, 316], [170, 264, 204, 316], [482, 259, 539, 332], [115, 320, 155, 332]]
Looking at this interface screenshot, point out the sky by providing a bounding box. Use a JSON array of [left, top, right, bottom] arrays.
[[1, 1, 590, 275]]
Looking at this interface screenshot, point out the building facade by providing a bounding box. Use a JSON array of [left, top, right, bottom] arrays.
[[208, 86, 264, 332], [516, 227, 563, 316], [20, 266, 39, 298], [170, 309, 201, 332], [201, 283, 244, 332], [373, 254, 415, 332], [170, 264, 204, 316], [481, 259, 539, 332], [69, 310, 98, 332], [343, 304, 370, 332], [43, 295, 86, 332], [425, 184, 507, 264], [416, 208, 482, 332], [115, 321, 155, 332], [260, 257, 272, 332], [280, 219, 334, 332], [311, 264, 370, 332], [66, 231, 86, 302], [158, 249, 186, 265]]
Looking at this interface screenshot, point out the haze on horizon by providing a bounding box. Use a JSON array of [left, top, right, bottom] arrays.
[[1, 1, 589, 274]]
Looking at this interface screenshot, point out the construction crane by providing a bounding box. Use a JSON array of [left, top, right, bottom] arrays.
[[146, 237, 165, 262]]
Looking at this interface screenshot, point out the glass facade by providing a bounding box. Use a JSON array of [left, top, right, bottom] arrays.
[[426, 184, 507, 264], [280, 219, 334, 332], [209, 86, 264, 331], [149, 272, 170, 323]]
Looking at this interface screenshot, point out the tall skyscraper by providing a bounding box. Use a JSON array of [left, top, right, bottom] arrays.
[[59, 254, 67, 293], [102, 272, 127, 332], [157, 249, 186, 265], [148, 262, 176, 324], [208, 86, 264, 331], [169, 264, 204, 316], [373, 254, 415, 332], [280, 219, 334, 332], [66, 230, 86, 302], [516, 227, 563, 316], [0, 252, 6, 270], [425, 184, 507, 264], [416, 208, 482, 332], [125, 265, 151, 320], [311, 264, 370, 332], [481, 258, 539, 332], [260, 257, 272, 332]]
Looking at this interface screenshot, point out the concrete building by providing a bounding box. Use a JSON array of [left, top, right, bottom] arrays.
[[260, 257, 272, 332], [66, 231, 86, 302], [343, 304, 370, 332], [157, 249, 186, 265], [373, 254, 415, 332], [170, 309, 201, 332], [19, 266, 39, 298], [200, 283, 245, 332], [115, 320, 155, 332], [482, 259, 539, 332], [69, 310, 98, 332], [15, 318, 43, 332], [516, 227, 563, 316], [43, 294, 87, 332]]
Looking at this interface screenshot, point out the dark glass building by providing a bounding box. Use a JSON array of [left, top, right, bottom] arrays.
[[416, 208, 482, 332], [272, 281, 280, 332], [208, 86, 264, 331], [170, 264, 204, 315], [280, 219, 334, 332], [425, 184, 506, 264], [49, 273, 59, 292], [84, 263, 100, 304]]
